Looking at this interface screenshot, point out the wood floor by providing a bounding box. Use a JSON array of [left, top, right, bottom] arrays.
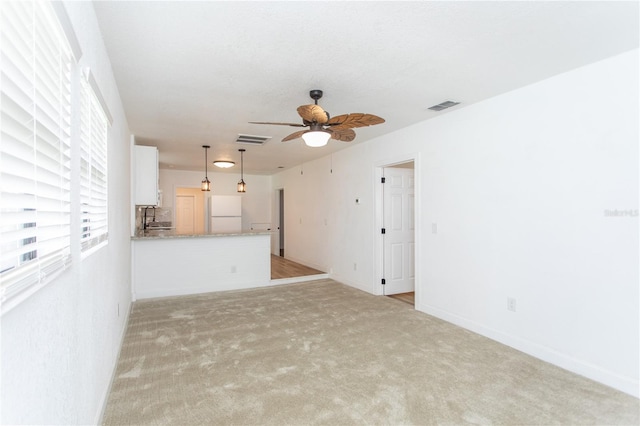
[[271, 257, 412, 307], [270, 255, 324, 279], [387, 292, 415, 305]]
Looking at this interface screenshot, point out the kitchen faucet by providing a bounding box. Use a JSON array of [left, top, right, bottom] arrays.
[[143, 206, 156, 230]]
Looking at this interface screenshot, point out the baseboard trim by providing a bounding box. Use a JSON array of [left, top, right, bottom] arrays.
[[134, 276, 334, 300], [329, 273, 371, 294], [134, 279, 274, 300], [95, 301, 133, 424], [270, 274, 329, 286], [417, 302, 639, 398], [281, 255, 326, 273]]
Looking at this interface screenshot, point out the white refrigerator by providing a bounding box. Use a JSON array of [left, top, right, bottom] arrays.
[[209, 195, 242, 233]]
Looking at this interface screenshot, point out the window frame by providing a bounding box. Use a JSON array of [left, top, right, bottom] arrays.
[[0, 1, 75, 311], [79, 70, 109, 254]]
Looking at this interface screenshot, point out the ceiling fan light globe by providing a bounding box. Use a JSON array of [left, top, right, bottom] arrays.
[[302, 131, 330, 147]]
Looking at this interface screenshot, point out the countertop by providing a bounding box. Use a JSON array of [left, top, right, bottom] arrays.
[[132, 230, 271, 240]]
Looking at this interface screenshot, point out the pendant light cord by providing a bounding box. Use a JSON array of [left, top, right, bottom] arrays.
[[238, 148, 246, 192], [202, 145, 211, 191]]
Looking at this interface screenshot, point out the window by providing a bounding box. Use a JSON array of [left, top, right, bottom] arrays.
[[0, 1, 73, 305], [79, 74, 108, 252]]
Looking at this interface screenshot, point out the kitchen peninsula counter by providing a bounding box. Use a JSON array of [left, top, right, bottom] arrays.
[[132, 230, 270, 240], [132, 231, 271, 300]]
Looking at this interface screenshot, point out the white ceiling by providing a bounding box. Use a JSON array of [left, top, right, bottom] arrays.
[[93, 1, 638, 175]]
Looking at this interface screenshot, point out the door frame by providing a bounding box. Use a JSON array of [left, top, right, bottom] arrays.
[[374, 153, 421, 304], [174, 184, 207, 232], [272, 188, 284, 256]]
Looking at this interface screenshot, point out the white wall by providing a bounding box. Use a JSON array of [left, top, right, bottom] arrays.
[[159, 169, 272, 232], [0, 2, 132, 424], [272, 50, 639, 396], [271, 160, 338, 270], [132, 234, 271, 299]]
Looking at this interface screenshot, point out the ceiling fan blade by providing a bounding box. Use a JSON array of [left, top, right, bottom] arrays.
[[282, 130, 307, 142], [297, 104, 329, 124], [327, 113, 385, 128], [328, 126, 356, 142], [249, 121, 306, 127]]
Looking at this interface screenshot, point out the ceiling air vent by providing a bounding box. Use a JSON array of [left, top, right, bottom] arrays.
[[235, 134, 271, 145], [428, 100, 460, 112]]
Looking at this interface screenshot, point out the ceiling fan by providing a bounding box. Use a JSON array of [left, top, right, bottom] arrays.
[[250, 90, 385, 147]]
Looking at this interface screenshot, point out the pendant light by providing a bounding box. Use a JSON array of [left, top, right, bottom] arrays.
[[201, 145, 211, 191], [237, 148, 246, 193]]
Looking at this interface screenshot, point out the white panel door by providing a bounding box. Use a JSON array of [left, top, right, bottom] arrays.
[[176, 195, 195, 234], [382, 168, 415, 295]]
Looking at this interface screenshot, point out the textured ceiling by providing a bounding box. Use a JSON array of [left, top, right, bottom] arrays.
[[93, 1, 639, 175]]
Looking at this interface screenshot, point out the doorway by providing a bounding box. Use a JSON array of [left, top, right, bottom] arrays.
[[379, 161, 416, 302], [175, 187, 205, 234], [176, 195, 195, 234], [278, 189, 284, 256]]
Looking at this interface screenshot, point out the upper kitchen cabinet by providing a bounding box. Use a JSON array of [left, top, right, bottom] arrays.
[[134, 145, 159, 206]]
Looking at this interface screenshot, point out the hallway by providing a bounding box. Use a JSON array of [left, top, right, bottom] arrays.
[[270, 255, 324, 280]]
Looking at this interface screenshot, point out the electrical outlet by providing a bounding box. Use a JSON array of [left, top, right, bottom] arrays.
[[353, 263, 357, 271], [507, 297, 516, 312], [231, 265, 237, 273]]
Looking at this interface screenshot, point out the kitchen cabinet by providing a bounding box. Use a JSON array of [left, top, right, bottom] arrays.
[[134, 145, 159, 206]]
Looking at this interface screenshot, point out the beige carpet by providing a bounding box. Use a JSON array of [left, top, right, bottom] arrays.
[[103, 279, 639, 425]]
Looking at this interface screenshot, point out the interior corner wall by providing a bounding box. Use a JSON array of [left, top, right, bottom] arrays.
[[0, 2, 133, 424], [272, 49, 639, 396], [270, 159, 338, 272]]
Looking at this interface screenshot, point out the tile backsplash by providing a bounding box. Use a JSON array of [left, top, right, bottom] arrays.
[[136, 207, 172, 231]]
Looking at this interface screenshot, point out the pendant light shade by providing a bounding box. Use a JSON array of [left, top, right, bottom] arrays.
[[201, 145, 211, 191], [237, 148, 246, 193], [302, 130, 331, 147], [201, 177, 211, 191]]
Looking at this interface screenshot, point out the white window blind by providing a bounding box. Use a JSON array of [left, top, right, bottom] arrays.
[[79, 75, 108, 252], [0, 1, 73, 305]]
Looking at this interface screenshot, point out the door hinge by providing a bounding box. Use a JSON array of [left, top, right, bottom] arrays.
[[381, 278, 386, 285], [381, 177, 386, 183], [381, 228, 386, 234]]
